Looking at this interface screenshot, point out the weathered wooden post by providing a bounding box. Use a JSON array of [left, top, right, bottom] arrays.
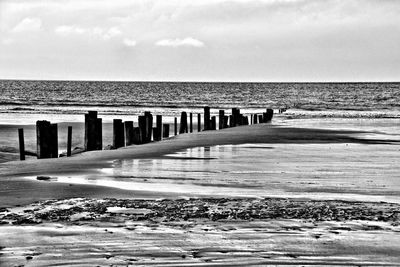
[[163, 124, 170, 138], [124, 121, 134, 146], [250, 114, 253, 125], [144, 111, 153, 143], [67, 126, 72, 157], [204, 106, 210, 131], [211, 116, 216, 130], [266, 108, 274, 122], [231, 108, 240, 127], [138, 116, 146, 144], [37, 120, 51, 159], [84, 111, 102, 151], [189, 113, 193, 133], [50, 123, 58, 158], [113, 119, 125, 148], [259, 114, 264, 123], [155, 115, 162, 141], [179, 112, 188, 134], [174, 117, 178, 135], [18, 128, 25, 160], [197, 113, 201, 132], [219, 110, 225, 130]]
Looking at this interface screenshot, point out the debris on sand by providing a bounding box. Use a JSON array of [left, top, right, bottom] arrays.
[[0, 197, 398, 226]]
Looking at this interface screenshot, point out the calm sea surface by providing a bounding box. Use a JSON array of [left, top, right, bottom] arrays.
[[0, 80, 399, 118]]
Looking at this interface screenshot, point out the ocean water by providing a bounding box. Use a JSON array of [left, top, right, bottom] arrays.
[[0, 80, 399, 119]]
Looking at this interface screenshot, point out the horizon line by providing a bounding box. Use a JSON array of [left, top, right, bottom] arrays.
[[1, 78, 399, 84]]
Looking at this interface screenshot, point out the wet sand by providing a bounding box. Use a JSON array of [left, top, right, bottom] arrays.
[[1, 120, 400, 266]]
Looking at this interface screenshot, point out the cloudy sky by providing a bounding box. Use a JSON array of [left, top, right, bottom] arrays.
[[0, 0, 399, 82]]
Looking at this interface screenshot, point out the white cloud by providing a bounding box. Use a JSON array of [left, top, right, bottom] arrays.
[[123, 38, 137, 47], [54, 25, 122, 40], [155, 37, 204, 47], [12, 17, 42, 32]]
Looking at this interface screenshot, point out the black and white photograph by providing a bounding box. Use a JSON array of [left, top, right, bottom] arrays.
[[0, 0, 399, 266]]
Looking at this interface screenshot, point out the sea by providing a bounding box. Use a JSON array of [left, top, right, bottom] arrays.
[[0, 80, 399, 122], [1, 80, 399, 202]]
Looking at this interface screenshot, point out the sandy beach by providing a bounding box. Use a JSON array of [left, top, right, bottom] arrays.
[[0, 118, 399, 266]]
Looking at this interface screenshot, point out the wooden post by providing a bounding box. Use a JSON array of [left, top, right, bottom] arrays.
[[125, 121, 134, 146], [50, 123, 58, 158], [229, 115, 234, 127], [138, 116, 146, 144], [84, 111, 99, 151], [266, 108, 274, 122], [133, 127, 141, 144], [174, 117, 178, 135], [152, 127, 158, 141], [197, 113, 201, 132], [219, 110, 225, 130], [189, 113, 193, 133], [155, 115, 162, 141], [36, 120, 51, 159], [244, 116, 249, 125], [179, 112, 188, 134], [231, 108, 238, 127], [95, 118, 102, 150], [204, 106, 210, 131], [113, 119, 125, 148], [211, 116, 216, 130], [259, 114, 263, 123], [163, 124, 170, 138], [144, 111, 153, 143], [223, 115, 229, 128], [67, 126, 72, 157], [250, 114, 253, 125], [18, 128, 25, 160]]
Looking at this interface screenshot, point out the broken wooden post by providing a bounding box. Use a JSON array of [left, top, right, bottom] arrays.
[[219, 110, 225, 130], [179, 112, 188, 134], [113, 119, 125, 149], [204, 106, 210, 131], [197, 113, 201, 132], [138, 116, 146, 144], [210, 116, 216, 130], [67, 126, 72, 157], [18, 128, 25, 160], [189, 113, 193, 133], [174, 117, 178, 135], [124, 121, 134, 146], [163, 124, 170, 138]]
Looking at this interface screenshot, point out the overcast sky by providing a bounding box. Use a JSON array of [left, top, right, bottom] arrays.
[[0, 0, 399, 82]]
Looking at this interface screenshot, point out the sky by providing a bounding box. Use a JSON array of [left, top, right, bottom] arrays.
[[0, 0, 399, 82]]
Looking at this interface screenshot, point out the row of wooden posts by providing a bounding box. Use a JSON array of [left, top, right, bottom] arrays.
[[18, 107, 274, 160]]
